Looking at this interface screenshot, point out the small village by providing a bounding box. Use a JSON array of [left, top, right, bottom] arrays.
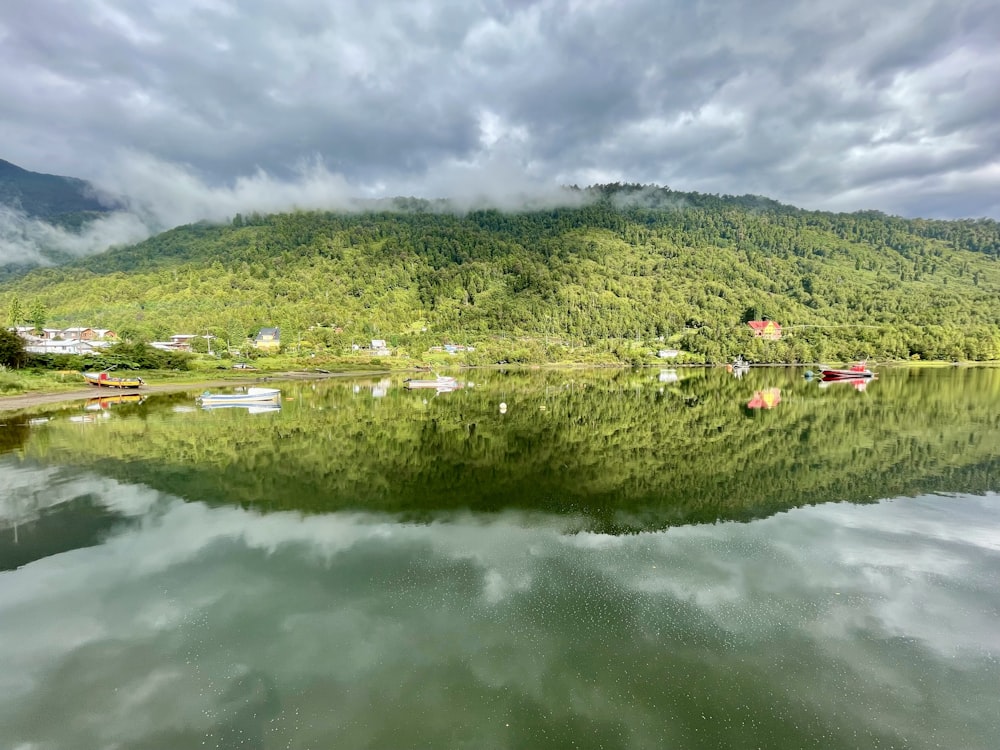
[[7, 324, 477, 359], [7, 321, 785, 360]]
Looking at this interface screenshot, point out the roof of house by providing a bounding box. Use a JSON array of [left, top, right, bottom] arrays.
[[255, 327, 280, 339], [24, 339, 98, 352], [747, 320, 781, 330]]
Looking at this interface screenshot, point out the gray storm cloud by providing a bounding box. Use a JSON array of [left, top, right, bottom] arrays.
[[1, 0, 999, 238]]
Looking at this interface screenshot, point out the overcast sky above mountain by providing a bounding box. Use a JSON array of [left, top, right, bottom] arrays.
[[2, 0, 1000, 226]]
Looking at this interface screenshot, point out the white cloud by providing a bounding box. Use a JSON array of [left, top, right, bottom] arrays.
[[0, 203, 152, 266]]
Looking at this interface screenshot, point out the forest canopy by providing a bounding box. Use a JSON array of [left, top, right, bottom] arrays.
[[2, 184, 999, 363]]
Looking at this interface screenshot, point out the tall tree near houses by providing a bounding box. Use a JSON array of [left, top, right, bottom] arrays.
[[6, 294, 23, 327], [28, 300, 47, 333]]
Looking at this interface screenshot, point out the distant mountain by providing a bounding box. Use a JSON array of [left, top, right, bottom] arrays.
[[0, 158, 115, 221]]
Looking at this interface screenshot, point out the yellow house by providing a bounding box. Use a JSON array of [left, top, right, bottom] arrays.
[[254, 327, 281, 350], [748, 320, 782, 340]]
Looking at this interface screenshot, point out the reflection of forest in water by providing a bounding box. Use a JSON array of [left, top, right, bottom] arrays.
[[6, 367, 1000, 532]]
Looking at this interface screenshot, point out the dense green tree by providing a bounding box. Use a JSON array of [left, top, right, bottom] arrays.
[[28, 300, 47, 333], [0, 327, 27, 367]]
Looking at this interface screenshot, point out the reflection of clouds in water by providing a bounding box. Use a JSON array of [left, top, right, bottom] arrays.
[[1, 466, 998, 748], [583, 496, 1000, 658], [0, 461, 160, 526]]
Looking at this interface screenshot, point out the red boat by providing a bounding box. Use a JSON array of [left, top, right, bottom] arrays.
[[820, 362, 874, 380]]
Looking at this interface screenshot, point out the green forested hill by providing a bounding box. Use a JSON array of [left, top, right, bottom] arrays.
[[3, 185, 999, 363], [0, 158, 112, 221]]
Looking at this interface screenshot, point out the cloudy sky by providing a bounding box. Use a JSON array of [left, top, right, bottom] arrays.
[[2, 0, 1000, 232]]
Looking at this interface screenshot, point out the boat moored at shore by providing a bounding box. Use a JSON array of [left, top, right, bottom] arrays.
[[82, 370, 145, 389]]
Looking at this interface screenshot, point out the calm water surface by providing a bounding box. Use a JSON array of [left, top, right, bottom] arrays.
[[2, 367, 999, 749]]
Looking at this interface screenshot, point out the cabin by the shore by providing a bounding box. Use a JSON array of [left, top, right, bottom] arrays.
[[254, 327, 281, 351], [748, 320, 782, 340]]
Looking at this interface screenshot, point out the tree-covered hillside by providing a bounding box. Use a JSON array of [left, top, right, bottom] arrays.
[[3, 185, 999, 363], [0, 158, 112, 221]]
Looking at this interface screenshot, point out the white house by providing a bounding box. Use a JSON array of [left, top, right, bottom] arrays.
[[24, 339, 100, 355], [62, 327, 96, 340]]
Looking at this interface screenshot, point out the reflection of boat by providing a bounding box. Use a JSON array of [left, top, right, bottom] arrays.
[[85, 394, 146, 411], [747, 387, 781, 409], [196, 387, 281, 406], [68, 413, 109, 423], [404, 375, 458, 390], [727, 356, 750, 378], [820, 363, 875, 380], [82, 370, 144, 388], [200, 403, 282, 414], [819, 376, 876, 392]]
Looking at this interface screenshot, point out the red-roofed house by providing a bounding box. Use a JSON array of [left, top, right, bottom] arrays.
[[747, 320, 782, 340]]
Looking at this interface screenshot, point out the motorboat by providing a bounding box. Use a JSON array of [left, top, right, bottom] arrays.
[[820, 362, 875, 380], [196, 387, 281, 406]]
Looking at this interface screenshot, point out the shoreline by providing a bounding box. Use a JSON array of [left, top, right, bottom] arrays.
[[0, 370, 382, 414], [1, 360, 994, 414]]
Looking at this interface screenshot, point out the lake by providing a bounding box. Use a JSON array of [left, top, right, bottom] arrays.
[[2, 366, 999, 749]]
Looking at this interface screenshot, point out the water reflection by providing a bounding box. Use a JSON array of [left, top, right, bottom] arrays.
[[200, 403, 282, 414], [0, 464, 153, 569], [85, 393, 147, 411], [0, 416, 31, 454], [1, 465, 997, 749], [746, 387, 781, 409], [4, 367, 999, 532]]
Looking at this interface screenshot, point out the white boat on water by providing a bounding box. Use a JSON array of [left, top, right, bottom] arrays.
[[404, 375, 457, 390], [196, 387, 281, 406]]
